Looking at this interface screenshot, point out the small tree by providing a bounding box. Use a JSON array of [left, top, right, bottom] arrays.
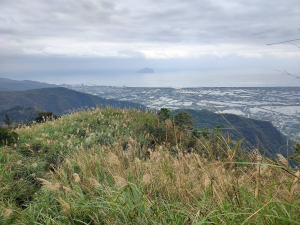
[[290, 142, 300, 162], [174, 111, 194, 130], [158, 108, 171, 121], [3, 113, 11, 126], [216, 125, 223, 133], [0, 126, 18, 146]]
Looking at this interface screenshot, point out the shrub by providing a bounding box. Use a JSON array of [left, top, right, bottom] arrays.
[[173, 111, 194, 130], [290, 142, 300, 162], [0, 126, 18, 146], [34, 112, 60, 123], [158, 108, 171, 121]]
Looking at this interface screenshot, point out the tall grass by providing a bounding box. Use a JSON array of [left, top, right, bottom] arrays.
[[1, 107, 300, 224]]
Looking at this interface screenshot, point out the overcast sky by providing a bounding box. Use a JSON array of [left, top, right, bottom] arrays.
[[0, 0, 299, 86]]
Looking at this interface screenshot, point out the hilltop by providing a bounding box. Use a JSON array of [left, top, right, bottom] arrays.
[[0, 107, 300, 224]]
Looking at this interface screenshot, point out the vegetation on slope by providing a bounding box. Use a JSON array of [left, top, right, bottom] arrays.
[[0, 127, 18, 146], [0, 107, 300, 224], [0, 87, 146, 114], [174, 109, 294, 159], [0, 106, 44, 126]]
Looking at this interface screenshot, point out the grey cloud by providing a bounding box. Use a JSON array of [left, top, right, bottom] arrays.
[[0, 0, 299, 57], [101, 1, 116, 10], [0, 27, 16, 35]]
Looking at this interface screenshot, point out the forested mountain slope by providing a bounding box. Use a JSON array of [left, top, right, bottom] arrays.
[[0, 106, 44, 125], [0, 87, 146, 114], [173, 109, 294, 159]]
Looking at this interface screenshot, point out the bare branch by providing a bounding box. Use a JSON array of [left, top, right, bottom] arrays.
[[266, 38, 300, 45], [274, 69, 300, 79]]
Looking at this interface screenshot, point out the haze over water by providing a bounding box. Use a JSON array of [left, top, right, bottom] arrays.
[[6, 70, 300, 88]]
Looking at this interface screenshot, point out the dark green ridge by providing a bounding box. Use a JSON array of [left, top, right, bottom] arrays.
[[0, 106, 44, 125], [0, 87, 146, 115], [172, 109, 295, 160]]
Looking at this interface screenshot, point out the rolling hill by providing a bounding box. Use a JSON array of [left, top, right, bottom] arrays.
[[0, 87, 146, 116], [0, 78, 58, 91]]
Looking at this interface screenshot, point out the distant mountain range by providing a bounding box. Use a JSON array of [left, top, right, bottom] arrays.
[[136, 67, 155, 73], [0, 87, 146, 116], [173, 109, 295, 161], [0, 78, 58, 91]]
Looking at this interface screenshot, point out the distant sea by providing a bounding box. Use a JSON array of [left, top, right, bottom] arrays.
[[3, 70, 300, 88]]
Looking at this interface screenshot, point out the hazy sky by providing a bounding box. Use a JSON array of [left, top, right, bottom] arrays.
[[0, 0, 299, 86]]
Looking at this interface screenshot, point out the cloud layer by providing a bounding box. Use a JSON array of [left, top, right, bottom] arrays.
[[1, 0, 300, 58]]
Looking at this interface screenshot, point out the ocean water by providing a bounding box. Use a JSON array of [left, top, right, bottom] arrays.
[[3, 70, 300, 87]]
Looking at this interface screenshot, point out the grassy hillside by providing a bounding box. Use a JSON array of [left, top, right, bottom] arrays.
[[174, 109, 294, 159], [0, 107, 300, 224], [0, 106, 44, 126], [0, 78, 57, 91], [0, 87, 145, 114]]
